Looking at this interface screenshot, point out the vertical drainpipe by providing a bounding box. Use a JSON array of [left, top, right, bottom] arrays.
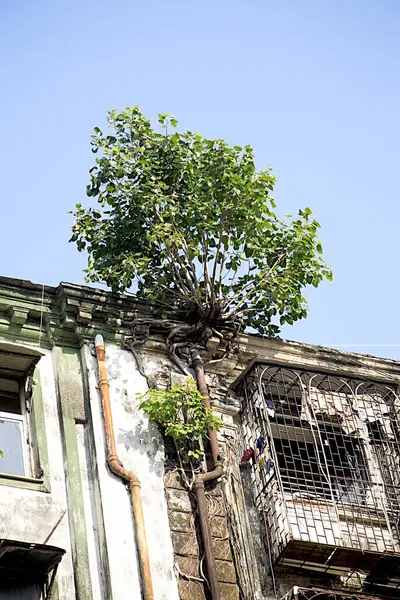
[[94, 335, 154, 600], [192, 350, 223, 600]]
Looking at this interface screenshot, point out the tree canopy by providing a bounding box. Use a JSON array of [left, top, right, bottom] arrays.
[[71, 107, 332, 336]]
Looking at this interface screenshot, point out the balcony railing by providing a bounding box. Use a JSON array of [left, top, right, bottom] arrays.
[[238, 364, 400, 583]]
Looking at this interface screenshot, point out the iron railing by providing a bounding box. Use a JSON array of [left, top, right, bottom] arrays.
[[239, 364, 400, 570]]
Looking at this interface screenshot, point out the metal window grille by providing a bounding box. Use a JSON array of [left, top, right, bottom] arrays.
[[238, 364, 400, 581]]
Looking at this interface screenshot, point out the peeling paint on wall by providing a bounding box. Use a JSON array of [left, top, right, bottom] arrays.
[[82, 343, 179, 600]]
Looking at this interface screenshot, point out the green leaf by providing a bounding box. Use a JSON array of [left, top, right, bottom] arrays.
[[137, 379, 222, 446]]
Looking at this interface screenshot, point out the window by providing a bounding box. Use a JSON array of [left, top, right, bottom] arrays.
[[243, 366, 400, 515], [240, 365, 400, 572], [0, 342, 45, 486], [273, 425, 368, 505], [261, 375, 370, 506], [0, 375, 29, 477]]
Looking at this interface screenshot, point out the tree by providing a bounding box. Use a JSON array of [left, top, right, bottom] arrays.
[[71, 107, 332, 341], [137, 378, 222, 461]]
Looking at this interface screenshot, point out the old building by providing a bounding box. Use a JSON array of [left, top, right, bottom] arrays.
[[0, 275, 398, 600]]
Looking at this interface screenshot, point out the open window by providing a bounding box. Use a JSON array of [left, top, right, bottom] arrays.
[[0, 343, 43, 482], [273, 424, 369, 505], [0, 375, 29, 477]]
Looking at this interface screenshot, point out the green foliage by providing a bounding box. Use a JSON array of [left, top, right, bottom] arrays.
[[71, 106, 332, 336], [138, 379, 221, 449]]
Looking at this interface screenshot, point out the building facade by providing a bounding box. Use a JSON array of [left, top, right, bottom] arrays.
[[0, 275, 398, 600]]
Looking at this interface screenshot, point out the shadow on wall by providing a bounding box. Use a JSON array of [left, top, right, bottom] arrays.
[[117, 421, 164, 478], [104, 348, 165, 478]]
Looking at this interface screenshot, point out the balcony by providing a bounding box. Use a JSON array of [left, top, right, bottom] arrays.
[[238, 364, 400, 586]]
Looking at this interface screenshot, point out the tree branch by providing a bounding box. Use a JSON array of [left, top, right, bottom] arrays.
[[171, 245, 202, 306], [211, 214, 225, 294], [218, 251, 227, 299], [155, 277, 193, 306], [222, 234, 248, 302], [222, 251, 288, 320], [170, 246, 197, 299], [201, 227, 213, 307], [168, 208, 202, 302]]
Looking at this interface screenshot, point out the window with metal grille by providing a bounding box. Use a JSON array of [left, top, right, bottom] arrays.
[[273, 432, 368, 505], [239, 364, 400, 559]]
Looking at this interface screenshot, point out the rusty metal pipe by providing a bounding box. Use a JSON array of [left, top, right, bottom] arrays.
[[192, 350, 223, 600], [95, 335, 154, 600]]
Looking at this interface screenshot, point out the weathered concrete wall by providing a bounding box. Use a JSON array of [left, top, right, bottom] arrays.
[[0, 347, 76, 598], [0, 337, 180, 599], [82, 343, 179, 600], [1, 331, 392, 600]]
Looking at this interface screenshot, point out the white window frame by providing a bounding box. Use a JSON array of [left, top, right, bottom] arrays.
[[0, 379, 30, 477]]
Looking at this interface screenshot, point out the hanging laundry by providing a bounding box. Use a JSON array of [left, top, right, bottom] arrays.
[[300, 387, 360, 435], [330, 392, 360, 435], [265, 457, 273, 474], [393, 393, 400, 419], [365, 484, 387, 511], [254, 389, 275, 418], [254, 390, 264, 411], [356, 404, 379, 423], [265, 396, 275, 418], [258, 455, 266, 470], [256, 435, 265, 454], [300, 388, 318, 425], [354, 395, 394, 440], [240, 448, 255, 464], [340, 412, 364, 437]]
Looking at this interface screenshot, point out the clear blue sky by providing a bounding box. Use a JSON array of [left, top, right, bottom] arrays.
[[1, 1, 399, 358]]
